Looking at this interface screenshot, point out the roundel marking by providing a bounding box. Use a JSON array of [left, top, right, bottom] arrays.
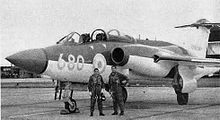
[[93, 53, 107, 74]]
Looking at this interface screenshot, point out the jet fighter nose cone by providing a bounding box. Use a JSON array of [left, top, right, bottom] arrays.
[[6, 49, 48, 74]]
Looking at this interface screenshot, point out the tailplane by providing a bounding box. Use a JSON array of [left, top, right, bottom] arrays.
[[175, 19, 220, 58]]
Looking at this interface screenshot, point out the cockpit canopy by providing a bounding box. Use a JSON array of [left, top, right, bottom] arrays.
[[56, 29, 135, 45], [56, 32, 81, 45]]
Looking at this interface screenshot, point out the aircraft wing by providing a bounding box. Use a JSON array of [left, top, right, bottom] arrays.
[[153, 51, 220, 67]]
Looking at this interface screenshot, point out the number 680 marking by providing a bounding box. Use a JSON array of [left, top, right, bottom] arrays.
[[57, 53, 84, 71]]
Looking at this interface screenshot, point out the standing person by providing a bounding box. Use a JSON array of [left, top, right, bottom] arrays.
[[88, 68, 105, 116], [109, 66, 129, 116]]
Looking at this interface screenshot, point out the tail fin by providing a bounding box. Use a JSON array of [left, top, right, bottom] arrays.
[[175, 19, 220, 58]]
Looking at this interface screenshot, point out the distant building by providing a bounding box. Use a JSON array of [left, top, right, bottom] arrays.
[[1, 66, 40, 78]]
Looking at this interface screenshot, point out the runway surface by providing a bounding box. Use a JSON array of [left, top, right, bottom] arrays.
[[1, 87, 220, 120]]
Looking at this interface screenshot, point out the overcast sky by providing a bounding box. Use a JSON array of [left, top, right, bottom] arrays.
[[1, 0, 219, 66]]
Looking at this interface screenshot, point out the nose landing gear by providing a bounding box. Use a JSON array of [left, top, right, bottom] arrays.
[[61, 98, 79, 114], [57, 81, 80, 115]]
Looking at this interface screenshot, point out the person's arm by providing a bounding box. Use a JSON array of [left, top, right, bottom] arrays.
[[100, 75, 105, 89], [108, 74, 112, 91], [88, 76, 92, 92], [118, 72, 129, 85]]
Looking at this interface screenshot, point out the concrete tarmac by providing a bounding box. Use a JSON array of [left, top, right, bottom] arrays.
[[1, 87, 220, 120]]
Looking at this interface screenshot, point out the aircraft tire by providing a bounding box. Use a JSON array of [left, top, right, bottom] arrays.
[[65, 98, 77, 113], [176, 91, 188, 105], [122, 87, 128, 103]]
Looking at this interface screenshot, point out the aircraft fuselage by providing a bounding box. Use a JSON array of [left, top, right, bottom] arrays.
[[12, 40, 188, 83]]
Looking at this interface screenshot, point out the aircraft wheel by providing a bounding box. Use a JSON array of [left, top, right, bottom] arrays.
[[122, 87, 128, 103], [176, 91, 188, 105], [65, 98, 77, 113]]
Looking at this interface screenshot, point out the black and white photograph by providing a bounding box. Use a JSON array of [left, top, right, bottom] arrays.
[[1, 0, 220, 119]]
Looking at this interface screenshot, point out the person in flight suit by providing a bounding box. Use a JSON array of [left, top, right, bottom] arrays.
[[109, 66, 129, 116], [88, 68, 105, 116]]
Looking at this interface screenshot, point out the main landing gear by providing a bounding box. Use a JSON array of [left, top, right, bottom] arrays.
[[176, 91, 188, 105], [172, 69, 189, 105]]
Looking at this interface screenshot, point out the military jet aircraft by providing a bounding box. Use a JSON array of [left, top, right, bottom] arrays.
[[6, 19, 220, 112]]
